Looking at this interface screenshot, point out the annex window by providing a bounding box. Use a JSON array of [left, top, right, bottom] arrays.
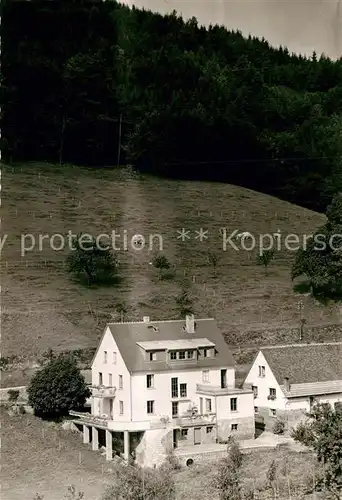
[[172, 401, 179, 417], [205, 398, 212, 412], [147, 400, 155, 414], [180, 383, 187, 398], [147, 374, 154, 389], [231, 424, 238, 431], [230, 398, 237, 412], [206, 426, 213, 433], [119, 401, 124, 415], [171, 377, 178, 398], [181, 428, 188, 437]]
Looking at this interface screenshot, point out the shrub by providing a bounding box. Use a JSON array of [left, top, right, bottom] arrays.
[[101, 463, 175, 500], [152, 255, 171, 270], [272, 418, 285, 434], [228, 439, 243, 469], [27, 353, 90, 419], [7, 389, 19, 403]]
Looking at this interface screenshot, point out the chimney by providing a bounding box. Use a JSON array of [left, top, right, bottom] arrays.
[[185, 314, 195, 333], [284, 377, 290, 392], [143, 316, 150, 323]]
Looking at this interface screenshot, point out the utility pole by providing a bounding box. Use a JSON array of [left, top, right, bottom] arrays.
[[117, 113, 122, 167]]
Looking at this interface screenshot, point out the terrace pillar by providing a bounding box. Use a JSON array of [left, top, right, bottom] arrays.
[[92, 427, 99, 451], [105, 429, 112, 460], [83, 425, 90, 444], [124, 430, 130, 461]]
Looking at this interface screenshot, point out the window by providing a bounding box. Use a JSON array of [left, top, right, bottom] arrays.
[[119, 375, 123, 389], [258, 365, 265, 378], [99, 372, 103, 385], [147, 374, 154, 389], [203, 348, 207, 358], [254, 406, 259, 414], [187, 350, 193, 359], [171, 378, 178, 398], [206, 426, 213, 433], [113, 351, 117, 364], [149, 352, 156, 361], [108, 373, 112, 386], [231, 424, 238, 431], [269, 409, 277, 417], [252, 386, 258, 398], [180, 383, 187, 398], [119, 401, 124, 415], [202, 370, 209, 383], [205, 398, 212, 412], [147, 400, 154, 414], [230, 398, 237, 412], [181, 428, 188, 437], [170, 351, 177, 360], [172, 401, 179, 417], [269, 388, 276, 399], [179, 351, 186, 360], [104, 351, 107, 363]]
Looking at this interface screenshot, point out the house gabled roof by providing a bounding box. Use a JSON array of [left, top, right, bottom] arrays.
[[260, 342, 342, 386], [97, 318, 235, 373]]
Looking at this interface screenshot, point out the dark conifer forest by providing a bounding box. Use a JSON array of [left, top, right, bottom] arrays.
[[1, 0, 342, 212]]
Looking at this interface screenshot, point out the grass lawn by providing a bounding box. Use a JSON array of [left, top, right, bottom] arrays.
[[1, 162, 341, 363], [2, 408, 323, 500]]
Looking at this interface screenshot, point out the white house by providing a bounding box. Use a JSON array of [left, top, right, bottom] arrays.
[[244, 342, 342, 431], [71, 315, 255, 467]]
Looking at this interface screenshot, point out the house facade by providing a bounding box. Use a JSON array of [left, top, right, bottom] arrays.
[[71, 315, 255, 467], [244, 342, 342, 431]]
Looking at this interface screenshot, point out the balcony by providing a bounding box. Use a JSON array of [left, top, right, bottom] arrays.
[[69, 410, 109, 428], [173, 412, 216, 427], [91, 385, 116, 398], [196, 384, 252, 396]]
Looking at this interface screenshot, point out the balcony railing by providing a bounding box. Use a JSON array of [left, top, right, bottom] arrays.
[[91, 385, 116, 397], [69, 410, 109, 427], [173, 412, 216, 427], [196, 384, 252, 396]]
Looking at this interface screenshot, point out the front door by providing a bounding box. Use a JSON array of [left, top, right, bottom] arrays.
[[221, 369, 227, 388], [109, 399, 114, 419], [173, 429, 178, 449], [194, 427, 201, 445]]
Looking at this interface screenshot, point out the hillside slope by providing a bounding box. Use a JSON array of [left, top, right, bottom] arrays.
[[1, 163, 341, 360]]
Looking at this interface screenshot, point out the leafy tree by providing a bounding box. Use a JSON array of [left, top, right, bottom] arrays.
[[175, 288, 194, 316], [27, 353, 90, 419], [101, 463, 175, 500], [257, 249, 274, 275], [213, 456, 242, 500], [291, 403, 342, 498], [152, 255, 171, 270], [67, 233, 119, 286], [291, 192, 342, 301]]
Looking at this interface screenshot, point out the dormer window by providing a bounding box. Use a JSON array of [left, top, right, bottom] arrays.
[[170, 351, 177, 360], [149, 352, 157, 361], [187, 350, 194, 359], [203, 348, 207, 358], [179, 351, 186, 360]]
